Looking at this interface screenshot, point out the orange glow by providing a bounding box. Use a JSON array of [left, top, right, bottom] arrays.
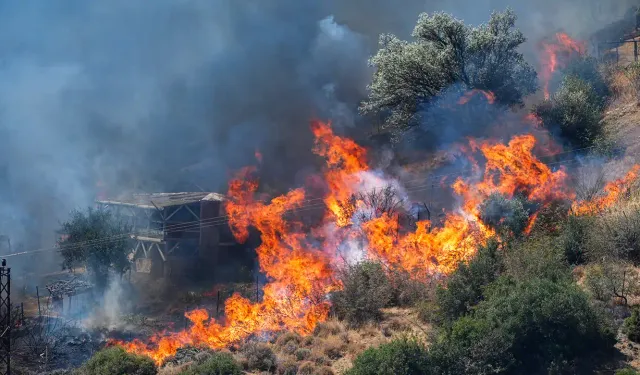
[[458, 89, 496, 105], [117, 120, 639, 365], [255, 149, 263, 164], [572, 165, 640, 215], [539, 32, 586, 99]]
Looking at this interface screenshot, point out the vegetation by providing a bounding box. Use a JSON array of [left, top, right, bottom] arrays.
[[361, 9, 537, 137], [59, 207, 132, 288], [478, 193, 530, 237], [178, 352, 242, 375], [624, 308, 640, 343], [331, 261, 393, 326], [436, 239, 502, 323], [533, 75, 604, 148], [79, 347, 156, 375], [345, 339, 430, 375]]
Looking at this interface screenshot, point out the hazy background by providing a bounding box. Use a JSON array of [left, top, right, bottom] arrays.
[[0, 0, 636, 268]]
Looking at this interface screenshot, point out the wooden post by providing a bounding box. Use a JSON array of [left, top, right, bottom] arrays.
[[256, 275, 259, 303], [36, 286, 41, 317], [216, 290, 220, 318], [635, 40, 638, 62], [617, 46, 620, 63]]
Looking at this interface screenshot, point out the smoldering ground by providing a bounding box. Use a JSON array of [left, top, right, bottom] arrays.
[[0, 0, 635, 278]]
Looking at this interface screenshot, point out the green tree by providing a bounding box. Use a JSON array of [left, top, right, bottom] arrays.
[[533, 75, 603, 148], [361, 9, 537, 137], [79, 347, 156, 375], [59, 207, 132, 288]]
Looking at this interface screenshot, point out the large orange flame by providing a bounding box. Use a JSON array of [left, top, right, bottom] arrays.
[[572, 165, 640, 215], [539, 32, 586, 99], [117, 121, 640, 365]]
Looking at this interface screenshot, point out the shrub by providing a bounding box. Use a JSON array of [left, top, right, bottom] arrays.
[[240, 342, 277, 372], [617, 368, 640, 375], [436, 239, 502, 323], [559, 214, 593, 264], [584, 261, 639, 305], [503, 235, 571, 283], [597, 207, 640, 265], [415, 301, 440, 324], [562, 56, 610, 104], [276, 358, 299, 375], [331, 261, 393, 327], [478, 193, 530, 237], [387, 268, 433, 306], [434, 277, 615, 374], [80, 347, 156, 375], [624, 308, 640, 343], [178, 352, 242, 375], [345, 339, 431, 375], [295, 348, 312, 361], [533, 75, 603, 148]]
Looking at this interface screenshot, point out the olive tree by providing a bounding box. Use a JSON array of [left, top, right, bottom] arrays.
[[361, 9, 537, 137], [59, 207, 132, 288]]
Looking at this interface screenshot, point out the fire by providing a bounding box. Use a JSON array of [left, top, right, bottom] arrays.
[[539, 32, 586, 99], [310, 120, 368, 227], [458, 89, 496, 105], [255, 149, 263, 164], [117, 120, 639, 365], [572, 165, 640, 215]]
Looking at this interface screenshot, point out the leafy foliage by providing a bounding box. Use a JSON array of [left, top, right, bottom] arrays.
[[59, 207, 132, 288], [478, 193, 530, 237], [559, 214, 593, 264], [432, 277, 615, 374], [179, 352, 242, 375], [331, 261, 393, 327], [624, 307, 640, 343], [562, 55, 610, 105], [240, 342, 277, 372], [436, 239, 502, 323], [533, 75, 603, 148], [361, 9, 537, 137], [79, 347, 156, 375], [345, 339, 431, 375]]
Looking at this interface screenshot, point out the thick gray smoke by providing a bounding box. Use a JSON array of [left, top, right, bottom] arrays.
[[0, 0, 635, 272]]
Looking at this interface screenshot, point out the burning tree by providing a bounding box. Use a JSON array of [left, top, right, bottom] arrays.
[[360, 8, 537, 137]]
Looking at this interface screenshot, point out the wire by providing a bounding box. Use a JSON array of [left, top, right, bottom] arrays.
[[0, 148, 618, 259]]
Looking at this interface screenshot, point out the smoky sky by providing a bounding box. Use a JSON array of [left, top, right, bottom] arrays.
[[0, 0, 635, 253]]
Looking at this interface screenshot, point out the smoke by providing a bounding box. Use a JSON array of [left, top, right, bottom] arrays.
[[0, 0, 635, 273]]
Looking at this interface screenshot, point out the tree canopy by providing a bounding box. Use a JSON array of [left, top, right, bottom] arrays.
[[360, 9, 537, 138], [59, 207, 132, 288]]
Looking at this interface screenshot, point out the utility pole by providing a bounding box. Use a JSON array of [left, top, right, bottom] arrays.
[[0, 259, 11, 375]]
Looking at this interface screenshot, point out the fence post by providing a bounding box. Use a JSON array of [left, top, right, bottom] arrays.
[[36, 286, 41, 318], [635, 40, 638, 62], [0, 260, 11, 375]]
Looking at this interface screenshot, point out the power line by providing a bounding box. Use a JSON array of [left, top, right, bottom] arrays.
[[0, 148, 618, 259]]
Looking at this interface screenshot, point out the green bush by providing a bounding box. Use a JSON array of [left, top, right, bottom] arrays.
[[345, 339, 431, 375], [559, 214, 593, 264], [416, 301, 440, 324], [616, 368, 640, 375], [503, 235, 571, 283], [331, 261, 393, 327], [433, 277, 615, 374], [240, 342, 277, 372], [436, 239, 502, 323], [80, 347, 156, 375], [179, 352, 242, 375], [533, 76, 603, 148], [478, 193, 530, 237], [562, 56, 610, 105], [624, 308, 640, 343]]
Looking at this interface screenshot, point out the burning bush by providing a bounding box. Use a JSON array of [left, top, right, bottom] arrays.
[[345, 339, 430, 375], [533, 75, 604, 148], [240, 341, 277, 372], [79, 346, 156, 375], [330, 261, 393, 327]]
